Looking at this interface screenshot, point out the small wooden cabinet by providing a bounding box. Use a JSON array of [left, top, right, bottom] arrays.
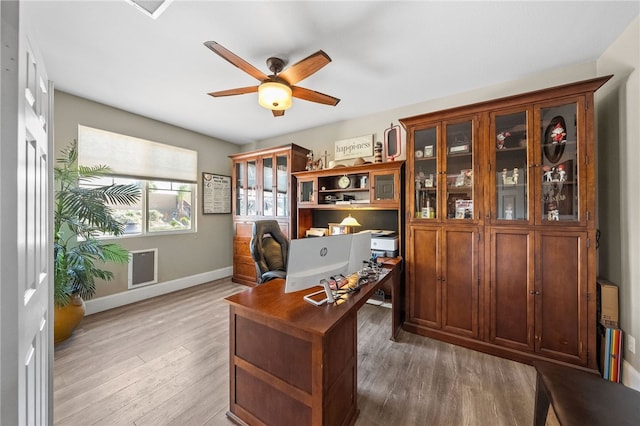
[[408, 226, 480, 339], [401, 76, 610, 369], [230, 144, 310, 285]]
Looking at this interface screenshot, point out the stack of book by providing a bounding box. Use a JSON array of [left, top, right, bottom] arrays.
[[602, 327, 623, 382]]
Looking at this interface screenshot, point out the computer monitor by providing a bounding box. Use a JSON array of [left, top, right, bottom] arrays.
[[285, 232, 373, 306], [347, 231, 372, 274]]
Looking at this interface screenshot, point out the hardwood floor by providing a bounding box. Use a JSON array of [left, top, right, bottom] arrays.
[[54, 278, 558, 426]]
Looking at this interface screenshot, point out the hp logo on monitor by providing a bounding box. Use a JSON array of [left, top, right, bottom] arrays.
[[320, 247, 328, 257]]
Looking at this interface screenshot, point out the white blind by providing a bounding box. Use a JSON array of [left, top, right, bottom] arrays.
[[77, 125, 198, 183]]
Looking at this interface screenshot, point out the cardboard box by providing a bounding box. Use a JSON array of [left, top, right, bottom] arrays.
[[597, 279, 619, 328]]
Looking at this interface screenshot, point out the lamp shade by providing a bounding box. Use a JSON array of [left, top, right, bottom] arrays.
[[258, 81, 292, 111], [339, 214, 361, 227]]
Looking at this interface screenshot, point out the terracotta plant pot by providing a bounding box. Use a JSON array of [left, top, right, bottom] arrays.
[[54, 294, 86, 344]]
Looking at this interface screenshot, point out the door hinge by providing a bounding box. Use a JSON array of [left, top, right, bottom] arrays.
[[488, 163, 492, 172], [586, 292, 591, 301], [586, 211, 591, 221], [585, 154, 589, 165], [586, 238, 591, 248]]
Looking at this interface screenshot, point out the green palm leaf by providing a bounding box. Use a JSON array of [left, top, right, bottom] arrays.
[[54, 140, 141, 307]]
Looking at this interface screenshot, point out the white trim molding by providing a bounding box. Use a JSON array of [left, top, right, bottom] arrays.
[[84, 267, 233, 315], [622, 359, 640, 391]]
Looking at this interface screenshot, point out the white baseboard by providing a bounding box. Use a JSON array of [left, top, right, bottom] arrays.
[[622, 359, 640, 391], [84, 266, 233, 315]]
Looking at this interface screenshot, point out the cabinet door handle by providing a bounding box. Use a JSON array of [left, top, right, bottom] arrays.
[[529, 290, 540, 295]]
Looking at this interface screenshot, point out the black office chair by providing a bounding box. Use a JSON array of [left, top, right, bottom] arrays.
[[250, 220, 289, 284]]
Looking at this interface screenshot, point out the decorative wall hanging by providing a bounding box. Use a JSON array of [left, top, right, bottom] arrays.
[[543, 116, 567, 163], [384, 123, 402, 161], [202, 173, 231, 214], [334, 134, 373, 161]]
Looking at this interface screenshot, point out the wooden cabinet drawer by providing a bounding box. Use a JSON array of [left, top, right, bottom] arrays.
[[234, 256, 256, 281], [234, 238, 251, 257], [235, 222, 254, 237]]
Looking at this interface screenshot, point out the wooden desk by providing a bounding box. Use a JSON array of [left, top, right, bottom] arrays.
[[224, 259, 401, 426]]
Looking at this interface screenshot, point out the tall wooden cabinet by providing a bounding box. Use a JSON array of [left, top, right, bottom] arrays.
[[400, 76, 610, 369], [230, 144, 310, 286]]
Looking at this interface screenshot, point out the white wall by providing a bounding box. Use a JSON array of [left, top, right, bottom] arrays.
[[54, 91, 240, 305], [596, 16, 640, 389], [254, 62, 596, 162]]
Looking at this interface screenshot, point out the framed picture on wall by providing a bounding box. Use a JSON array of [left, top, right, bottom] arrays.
[[202, 173, 231, 214]]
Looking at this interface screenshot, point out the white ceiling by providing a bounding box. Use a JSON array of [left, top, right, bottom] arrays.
[[22, 1, 640, 145]]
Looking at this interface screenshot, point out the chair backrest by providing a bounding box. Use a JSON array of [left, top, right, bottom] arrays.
[[249, 220, 289, 284]]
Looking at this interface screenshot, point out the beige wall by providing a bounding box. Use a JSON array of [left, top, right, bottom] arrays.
[[596, 16, 640, 375], [54, 91, 240, 298]]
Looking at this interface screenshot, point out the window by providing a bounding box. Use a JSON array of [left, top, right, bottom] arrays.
[[80, 177, 195, 236], [77, 125, 198, 237]]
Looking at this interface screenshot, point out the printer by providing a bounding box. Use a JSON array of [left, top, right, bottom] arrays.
[[368, 230, 399, 258]]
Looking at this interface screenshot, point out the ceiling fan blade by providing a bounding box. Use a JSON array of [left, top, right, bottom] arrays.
[[292, 86, 340, 106], [204, 41, 268, 81], [278, 50, 331, 85], [207, 86, 258, 97], [272, 110, 285, 117]]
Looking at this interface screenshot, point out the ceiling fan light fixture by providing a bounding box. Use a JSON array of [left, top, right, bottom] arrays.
[[258, 81, 292, 111]]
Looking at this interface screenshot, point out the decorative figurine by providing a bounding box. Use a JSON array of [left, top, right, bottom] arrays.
[[320, 150, 330, 170], [547, 202, 560, 221], [512, 167, 519, 185], [505, 204, 514, 220], [496, 131, 511, 150], [543, 166, 554, 182], [374, 141, 383, 163], [306, 151, 314, 171], [557, 164, 567, 182], [502, 168, 508, 185], [550, 122, 567, 144], [305, 151, 322, 171]]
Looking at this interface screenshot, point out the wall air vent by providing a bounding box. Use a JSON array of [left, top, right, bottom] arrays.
[[128, 249, 158, 289], [125, 0, 173, 19]]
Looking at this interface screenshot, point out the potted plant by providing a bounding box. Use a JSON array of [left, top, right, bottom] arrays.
[[53, 141, 141, 343]]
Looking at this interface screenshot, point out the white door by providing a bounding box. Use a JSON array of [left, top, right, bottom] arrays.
[[0, 1, 53, 425]]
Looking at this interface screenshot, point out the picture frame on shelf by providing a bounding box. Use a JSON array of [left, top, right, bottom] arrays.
[[424, 145, 434, 158], [328, 223, 359, 235], [449, 144, 470, 154]]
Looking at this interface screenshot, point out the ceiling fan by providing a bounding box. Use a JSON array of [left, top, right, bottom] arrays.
[[204, 41, 340, 117]]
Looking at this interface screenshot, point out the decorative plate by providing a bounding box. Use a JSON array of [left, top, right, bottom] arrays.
[[415, 150, 424, 158]]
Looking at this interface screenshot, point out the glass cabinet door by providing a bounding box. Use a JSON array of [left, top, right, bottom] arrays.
[[262, 156, 273, 216], [235, 161, 246, 216], [493, 110, 529, 221], [413, 126, 438, 219], [298, 178, 316, 204], [247, 159, 257, 216], [371, 171, 396, 202], [445, 120, 475, 220], [539, 102, 580, 223], [275, 154, 288, 217]]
